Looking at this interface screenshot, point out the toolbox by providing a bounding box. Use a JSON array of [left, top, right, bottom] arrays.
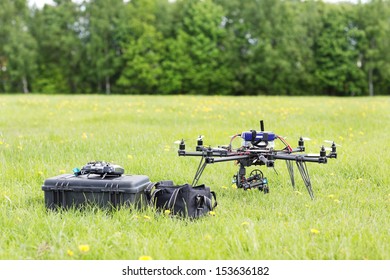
[[42, 174, 151, 209]]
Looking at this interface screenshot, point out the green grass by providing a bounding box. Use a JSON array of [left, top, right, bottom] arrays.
[[0, 94, 389, 260]]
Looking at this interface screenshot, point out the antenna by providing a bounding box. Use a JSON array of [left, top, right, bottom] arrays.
[[260, 120, 264, 132]]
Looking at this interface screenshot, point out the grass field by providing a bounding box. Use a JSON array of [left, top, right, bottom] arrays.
[[0, 94, 389, 260]]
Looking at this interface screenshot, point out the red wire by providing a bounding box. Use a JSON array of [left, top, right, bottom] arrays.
[[277, 135, 293, 152]]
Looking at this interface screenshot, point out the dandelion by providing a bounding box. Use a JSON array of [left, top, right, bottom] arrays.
[[310, 228, 320, 234], [231, 184, 237, 189], [164, 210, 171, 216], [127, 154, 133, 159], [138, 255, 153, 260], [67, 250, 74, 257], [78, 244, 90, 253], [241, 221, 250, 227], [82, 132, 88, 139], [143, 215, 151, 220], [209, 211, 216, 216], [221, 185, 228, 189], [203, 234, 212, 241], [37, 171, 44, 176]]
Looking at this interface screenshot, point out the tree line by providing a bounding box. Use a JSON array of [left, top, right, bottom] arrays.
[[0, 0, 389, 96]]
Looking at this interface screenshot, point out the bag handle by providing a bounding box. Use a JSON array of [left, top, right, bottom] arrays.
[[196, 191, 217, 211], [167, 187, 184, 210], [144, 182, 157, 202], [210, 191, 217, 209]]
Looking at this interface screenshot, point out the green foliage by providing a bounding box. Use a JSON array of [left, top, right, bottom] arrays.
[[85, 0, 126, 94], [0, 0, 37, 93], [0, 94, 389, 259], [1, 0, 389, 95], [314, 4, 366, 96], [117, 0, 165, 94], [30, 0, 84, 93]]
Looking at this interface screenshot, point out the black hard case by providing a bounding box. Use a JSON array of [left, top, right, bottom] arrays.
[[42, 174, 150, 209]]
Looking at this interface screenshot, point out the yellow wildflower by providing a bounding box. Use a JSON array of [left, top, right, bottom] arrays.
[[78, 244, 90, 253], [138, 255, 153, 260], [82, 132, 88, 139], [164, 210, 171, 216], [209, 211, 216, 216], [143, 215, 151, 220], [241, 221, 250, 227], [203, 234, 212, 241], [67, 250, 74, 257], [310, 228, 320, 234]]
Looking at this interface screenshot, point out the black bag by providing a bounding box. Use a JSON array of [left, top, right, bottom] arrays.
[[145, 181, 217, 218]]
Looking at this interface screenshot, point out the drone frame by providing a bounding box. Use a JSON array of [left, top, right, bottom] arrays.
[[177, 120, 338, 199]]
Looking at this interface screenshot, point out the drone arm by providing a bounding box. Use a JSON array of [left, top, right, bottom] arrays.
[[274, 154, 327, 163], [178, 151, 205, 157], [208, 155, 250, 163], [178, 150, 229, 157]]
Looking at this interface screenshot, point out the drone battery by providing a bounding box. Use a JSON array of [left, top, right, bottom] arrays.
[[241, 131, 276, 142], [42, 174, 151, 210]]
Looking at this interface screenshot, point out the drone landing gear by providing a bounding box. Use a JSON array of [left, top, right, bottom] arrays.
[[233, 167, 269, 193], [286, 160, 314, 199], [192, 156, 208, 186]]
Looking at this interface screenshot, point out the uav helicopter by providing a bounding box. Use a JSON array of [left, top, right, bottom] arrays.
[[176, 120, 339, 199]]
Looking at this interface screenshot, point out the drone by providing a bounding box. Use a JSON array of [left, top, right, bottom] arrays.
[[176, 120, 339, 199]]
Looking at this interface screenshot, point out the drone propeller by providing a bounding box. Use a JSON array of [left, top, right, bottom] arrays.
[[174, 139, 184, 145], [174, 139, 186, 151], [301, 137, 311, 141], [324, 140, 342, 147], [307, 153, 320, 157]]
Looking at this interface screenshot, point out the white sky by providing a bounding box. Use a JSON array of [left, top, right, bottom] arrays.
[[28, 0, 54, 8]]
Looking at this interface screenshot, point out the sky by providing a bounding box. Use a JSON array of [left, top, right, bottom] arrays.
[[28, 0, 54, 8]]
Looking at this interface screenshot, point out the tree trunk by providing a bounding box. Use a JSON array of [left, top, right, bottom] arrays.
[[105, 75, 111, 94], [22, 76, 29, 94], [368, 68, 374, 96]]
